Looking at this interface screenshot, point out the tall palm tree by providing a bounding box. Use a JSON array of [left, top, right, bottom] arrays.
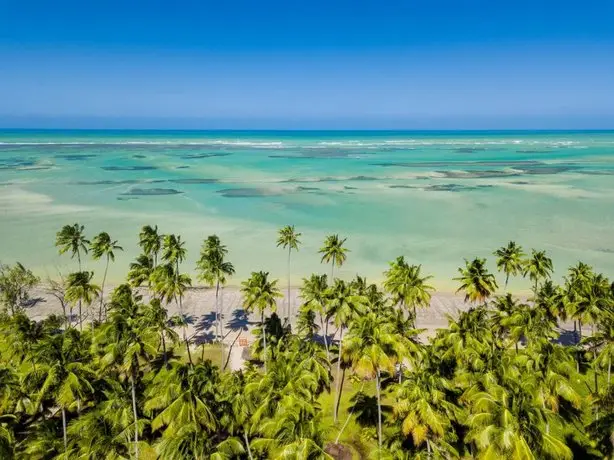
[[32, 329, 95, 455], [319, 234, 348, 280], [300, 274, 330, 360], [327, 279, 365, 423], [144, 361, 218, 439], [90, 232, 123, 321], [151, 263, 193, 365], [241, 271, 282, 373], [65, 271, 100, 332], [493, 241, 525, 290], [162, 234, 187, 274], [454, 258, 498, 305], [196, 235, 235, 351], [127, 253, 154, 291], [139, 225, 162, 268], [96, 285, 159, 460], [143, 298, 179, 369], [343, 311, 407, 450], [462, 371, 572, 459], [523, 249, 554, 294], [55, 223, 89, 270], [384, 257, 434, 327], [393, 360, 459, 457], [277, 225, 302, 324]]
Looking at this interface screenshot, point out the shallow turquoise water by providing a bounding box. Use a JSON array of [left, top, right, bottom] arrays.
[[1, 130, 613, 290]]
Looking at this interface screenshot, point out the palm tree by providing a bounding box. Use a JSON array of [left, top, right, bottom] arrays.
[[319, 234, 348, 280], [343, 311, 407, 450], [384, 257, 434, 327], [196, 235, 235, 355], [32, 328, 95, 455], [151, 264, 193, 365], [523, 249, 554, 294], [300, 274, 330, 360], [462, 371, 572, 459], [162, 234, 187, 274], [241, 271, 282, 373], [65, 271, 100, 331], [585, 319, 614, 390], [96, 285, 159, 460], [454, 258, 498, 305], [393, 360, 459, 457], [277, 225, 302, 324], [55, 223, 89, 270], [144, 361, 218, 439], [327, 279, 365, 423], [90, 232, 123, 321], [127, 253, 154, 291], [493, 241, 525, 290], [143, 298, 179, 369], [139, 225, 162, 267]]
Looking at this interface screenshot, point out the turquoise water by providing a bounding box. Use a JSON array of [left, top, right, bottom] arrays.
[[1, 129, 613, 290]]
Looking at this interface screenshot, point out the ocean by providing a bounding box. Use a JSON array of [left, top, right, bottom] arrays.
[[1, 129, 613, 291]]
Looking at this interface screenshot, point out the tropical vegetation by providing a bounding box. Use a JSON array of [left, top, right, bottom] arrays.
[[0, 225, 613, 459]]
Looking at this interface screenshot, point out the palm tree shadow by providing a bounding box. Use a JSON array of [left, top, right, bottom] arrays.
[[192, 312, 217, 344], [556, 329, 579, 346], [22, 297, 45, 308], [225, 308, 253, 332], [194, 312, 216, 333]]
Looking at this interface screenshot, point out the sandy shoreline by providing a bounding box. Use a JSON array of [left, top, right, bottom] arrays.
[[20, 283, 577, 370]]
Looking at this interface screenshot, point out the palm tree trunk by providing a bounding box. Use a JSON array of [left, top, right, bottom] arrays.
[[131, 375, 139, 460], [215, 280, 220, 342], [161, 332, 168, 369], [331, 255, 335, 281], [261, 310, 267, 373], [224, 331, 242, 371], [79, 299, 83, 332], [579, 320, 583, 342], [336, 381, 366, 444], [505, 273, 509, 291], [376, 369, 383, 451], [320, 313, 330, 361], [177, 294, 193, 366], [426, 439, 432, 457], [244, 432, 254, 460], [100, 255, 109, 322], [62, 407, 68, 453], [334, 326, 345, 423], [287, 247, 291, 324]]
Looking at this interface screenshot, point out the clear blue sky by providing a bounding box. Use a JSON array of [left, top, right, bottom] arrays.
[[1, 0, 613, 129]]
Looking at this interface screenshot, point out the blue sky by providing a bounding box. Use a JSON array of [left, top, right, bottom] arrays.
[[1, 0, 613, 129]]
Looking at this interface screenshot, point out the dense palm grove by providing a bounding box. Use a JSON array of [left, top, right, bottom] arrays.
[[0, 225, 613, 459]]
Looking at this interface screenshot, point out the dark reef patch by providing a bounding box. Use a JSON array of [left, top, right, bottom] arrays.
[[175, 165, 190, 169], [102, 166, 158, 171], [437, 170, 520, 179], [179, 153, 232, 159], [121, 188, 183, 196], [455, 147, 486, 153], [516, 150, 551, 154], [216, 187, 281, 198], [372, 160, 542, 168], [171, 178, 219, 184], [132, 154, 147, 159], [55, 154, 98, 161], [577, 170, 614, 176]]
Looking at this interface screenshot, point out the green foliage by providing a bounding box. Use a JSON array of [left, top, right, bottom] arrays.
[[0, 262, 39, 315], [1, 231, 614, 459]]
